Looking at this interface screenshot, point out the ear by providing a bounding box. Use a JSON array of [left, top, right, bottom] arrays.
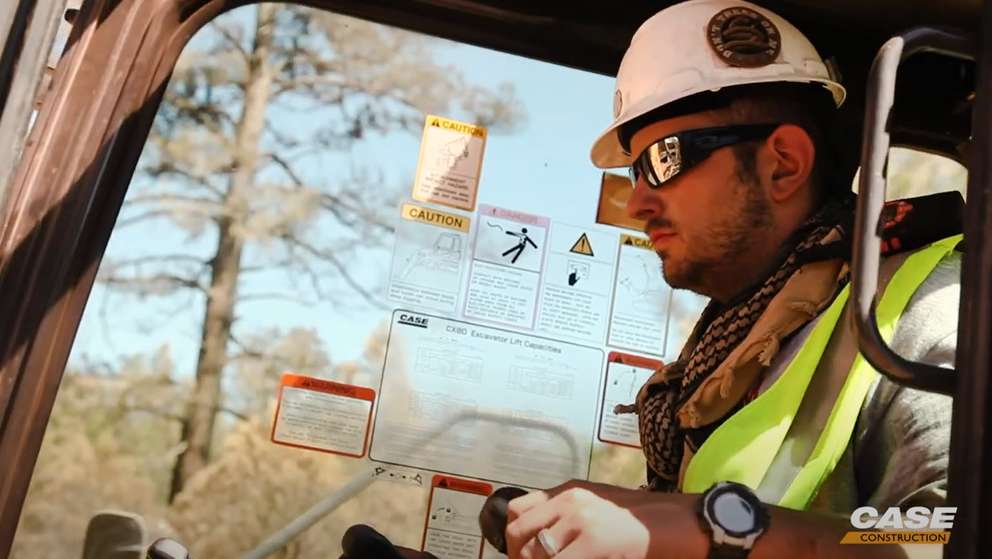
[[762, 124, 815, 203]]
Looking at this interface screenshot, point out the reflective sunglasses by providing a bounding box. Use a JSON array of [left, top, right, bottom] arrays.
[[627, 124, 780, 189]]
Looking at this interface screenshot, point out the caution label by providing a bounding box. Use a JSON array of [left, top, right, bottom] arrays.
[[608, 235, 672, 356], [412, 114, 487, 212], [620, 233, 653, 251], [426, 117, 486, 138], [569, 233, 595, 256], [402, 203, 471, 233]]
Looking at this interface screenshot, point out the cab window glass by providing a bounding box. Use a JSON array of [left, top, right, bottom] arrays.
[[887, 147, 968, 200], [12, 4, 706, 557], [853, 146, 968, 199]]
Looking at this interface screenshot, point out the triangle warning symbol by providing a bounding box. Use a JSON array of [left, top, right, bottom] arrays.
[[570, 233, 594, 256]]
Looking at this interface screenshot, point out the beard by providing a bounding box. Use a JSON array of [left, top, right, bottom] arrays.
[[658, 181, 772, 294]]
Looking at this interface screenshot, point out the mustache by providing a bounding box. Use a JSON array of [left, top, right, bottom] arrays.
[[645, 218, 676, 232]]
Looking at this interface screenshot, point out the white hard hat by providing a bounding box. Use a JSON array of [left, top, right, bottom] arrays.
[[590, 0, 846, 168]]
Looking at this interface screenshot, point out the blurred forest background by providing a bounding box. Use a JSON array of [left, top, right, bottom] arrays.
[[10, 3, 966, 558]]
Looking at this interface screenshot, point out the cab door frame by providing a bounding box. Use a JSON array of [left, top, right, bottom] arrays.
[[0, 0, 225, 554], [0, 1, 622, 555]]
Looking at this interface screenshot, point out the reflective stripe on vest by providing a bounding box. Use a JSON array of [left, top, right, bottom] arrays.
[[682, 235, 962, 509]]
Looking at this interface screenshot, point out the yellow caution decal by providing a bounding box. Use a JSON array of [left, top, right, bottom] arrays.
[[402, 203, 470, 233], [427, 115, 487, 138], [620, 233, 653, 250]]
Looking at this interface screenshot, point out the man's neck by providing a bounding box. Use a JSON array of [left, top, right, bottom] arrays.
[[709, 228, 805, 305]]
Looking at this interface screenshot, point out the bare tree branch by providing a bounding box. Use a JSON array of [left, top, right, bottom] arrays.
[[106, 254, 212, 269], [166, 93, 238, 136], [283, 250, 329, 300], [264, 118, 301, 149], [208, 20, 250, 64], [239, 291, 317, 306], [115, 195, 220, 229], [272, 73, 355, 97], [227, 332, 266, 361], [240, 257, 293, 274], [124, 193, 222, 208], [133, 288, 202, 338], [98, 289, 120, 356], [116, 403, 247, 423], [258, 151, 394, 236], [280, 235, 388, 309], [101, 273, 208, 296], [115, 209, 175, 229], [322, 195, 395, 236], [215, 406, 249, 422], [142, 161, 227, 199], [120, 404, 186, 423], [265, 152, 308, 188]]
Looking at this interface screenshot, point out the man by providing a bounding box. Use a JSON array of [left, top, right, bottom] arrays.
[[342, 1, 961, 557], [503, 1, 960, 558]]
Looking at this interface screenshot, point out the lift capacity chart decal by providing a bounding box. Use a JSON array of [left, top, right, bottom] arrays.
[[370, 310, 604, 489], [536, 223, 617, 346], [421, 475, 492, 559], [412, 115, 487, 212], [598, 352, 662, 448], [270, 372, 375, 458], [464, 205, 550, 329], [607, 234, 672, 356], [388, 202, 472, 314]]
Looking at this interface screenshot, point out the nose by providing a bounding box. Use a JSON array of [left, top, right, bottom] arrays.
[[626, 177, 662, 221]]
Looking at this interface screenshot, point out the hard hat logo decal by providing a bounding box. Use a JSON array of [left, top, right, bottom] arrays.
[[613, 90, 623, 119], [707, 7, 781, 68]]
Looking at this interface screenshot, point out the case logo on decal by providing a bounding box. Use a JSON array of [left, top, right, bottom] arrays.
[[398, 313, 430, 328]]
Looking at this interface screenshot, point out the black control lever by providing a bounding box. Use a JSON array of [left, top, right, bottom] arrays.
[[146, 538, 190, 559], [339, 486, 528, 558], [342, 524, 408, 559], [478, 486, 529, 554]]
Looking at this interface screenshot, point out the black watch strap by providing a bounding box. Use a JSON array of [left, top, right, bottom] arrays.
[[706, 542, 751, 559]]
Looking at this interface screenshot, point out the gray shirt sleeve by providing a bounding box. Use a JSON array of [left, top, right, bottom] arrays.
[[853, 252, 960, 509]]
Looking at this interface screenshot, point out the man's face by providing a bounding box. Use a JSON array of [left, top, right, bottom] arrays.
[[626, 112, 773, 299]]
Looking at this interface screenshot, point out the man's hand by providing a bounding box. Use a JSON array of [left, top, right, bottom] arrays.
[[504, 480, 706, 559], [501, 479, 944, 559]]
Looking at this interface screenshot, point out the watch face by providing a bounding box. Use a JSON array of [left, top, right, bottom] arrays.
[[712, 492, 757, 535]]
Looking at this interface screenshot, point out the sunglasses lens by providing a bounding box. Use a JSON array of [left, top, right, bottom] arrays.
[[648, 140, 681, 186], [629, 156, 658, 189]]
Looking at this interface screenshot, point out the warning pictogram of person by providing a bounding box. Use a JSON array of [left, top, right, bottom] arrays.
[[502, 227, 538, 264]]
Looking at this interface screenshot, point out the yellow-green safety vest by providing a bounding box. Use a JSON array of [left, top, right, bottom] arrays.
[[682, 235, 962, 510]]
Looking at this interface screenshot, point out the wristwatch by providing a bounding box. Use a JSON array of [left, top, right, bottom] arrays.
[[696, 481, 770, 559]]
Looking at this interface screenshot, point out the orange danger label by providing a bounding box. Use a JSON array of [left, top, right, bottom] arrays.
[[270, 372, 375, 458], [607, 351, 663, 371], [281, 373, 375, 401], [422, 475, 493, 557], [431, 475, 493, 495]]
